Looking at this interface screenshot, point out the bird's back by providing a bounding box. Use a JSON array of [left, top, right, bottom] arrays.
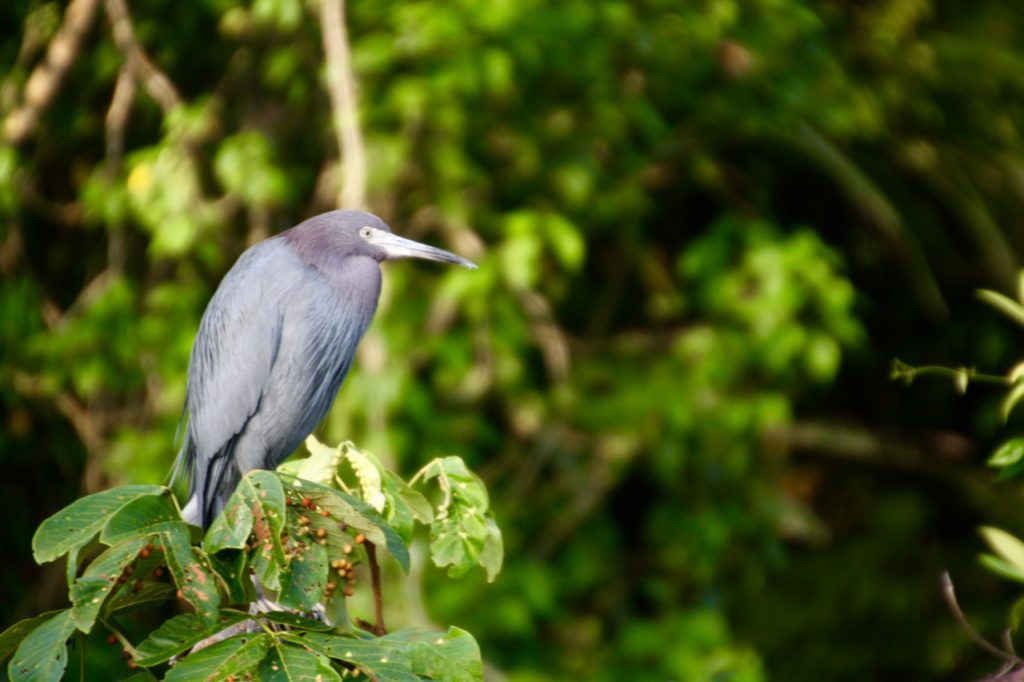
[[177, 233, 381, 526]]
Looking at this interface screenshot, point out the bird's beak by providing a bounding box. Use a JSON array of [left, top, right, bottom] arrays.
[[366, 228, 478, 269]]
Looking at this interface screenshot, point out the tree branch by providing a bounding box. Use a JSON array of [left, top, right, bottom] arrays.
[[3, 0, 101, 144], [320, 0, 367, 209], [365, 541, 386, 636], [103, 0, 181, 114]]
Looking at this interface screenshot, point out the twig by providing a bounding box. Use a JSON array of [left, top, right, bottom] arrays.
[[103, 0, 181, 114], [941, 572, 1024, 666], [105, 65, 136, 170], [365, 541, 386, 636], [3, 0, 101, 143], [320, 0, 367, 209]]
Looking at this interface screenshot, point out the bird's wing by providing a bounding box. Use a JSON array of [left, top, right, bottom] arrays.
[[183, 239, 297, 467]]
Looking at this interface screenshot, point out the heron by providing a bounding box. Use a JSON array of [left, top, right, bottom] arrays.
[[174, 209, 476, 528]]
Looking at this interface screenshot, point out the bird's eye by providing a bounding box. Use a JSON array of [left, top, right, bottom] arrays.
[[359, 227, 373, 239]]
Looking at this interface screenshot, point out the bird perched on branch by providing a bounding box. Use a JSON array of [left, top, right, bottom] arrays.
[[174, 210, 476, 527]]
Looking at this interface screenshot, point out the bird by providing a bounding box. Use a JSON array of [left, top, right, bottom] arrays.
[[174, 210, 476, 528]]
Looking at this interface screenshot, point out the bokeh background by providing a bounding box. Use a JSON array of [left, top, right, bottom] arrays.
[[3, 0, 1024, 679]]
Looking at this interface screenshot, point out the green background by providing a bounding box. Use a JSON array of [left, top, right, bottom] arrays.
[[3, 0, 1024, 679]]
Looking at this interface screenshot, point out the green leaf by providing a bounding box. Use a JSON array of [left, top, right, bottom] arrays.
[[8, 609, 76, 682], [1004, 381, 1024, 421], [100, 493, 182, 545], [480, 515, 504, 582], [280, 477, 409, 573], [32, 485, 166, 564], [206, 470, 287, 592], [107, 582, 178, 617], [382, 627, 484, 682], [262, 611, 334, 631], [381, 470, 433, 542], [978, 288, 1024, 327], [989, 438, 1024, 468], [282, 435, 344, 486], [280, 633, 417, 681], [279, 540, 328, 612], [134, 612, 250, 667], [160, 524, 221, 628], [980, 526, 1024, 571], [980, 554, 1024, 584], [416, 457, 502, 580], [258, 643, 340, 681], [163, 632, 271, 682], [70, 535, 150, 632], [0, 611, 62, 666]]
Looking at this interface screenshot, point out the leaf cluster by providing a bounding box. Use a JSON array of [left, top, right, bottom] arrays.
[[0, 440, 497, 681]]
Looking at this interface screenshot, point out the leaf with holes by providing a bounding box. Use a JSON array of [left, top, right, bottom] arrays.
[[279, 476, 409, 573], [279, 540, 328, 612], [70, 535, 150, 632], [0, 611, 62, 668], [134, 612, 250, 667], [258, 643, 341, 681], [32, 485, 166, 564], [280, 633, 417, 682], [163, 632, 272, 682], [160, 523, 221, 628], [7, 609, 76, 682], [382, 627, 484, 682]]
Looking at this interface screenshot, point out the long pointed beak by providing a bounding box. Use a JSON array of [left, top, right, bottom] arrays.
[[367, 229, 477, 269]]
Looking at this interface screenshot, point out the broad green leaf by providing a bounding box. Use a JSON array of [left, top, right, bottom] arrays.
[[208, 550, 251, 605], [70, 535, 150, 632], [280, 633, 417, 682], [383, 627, 483, 682], [989, 438, 1024, 468], [262, 611, 334, 631], [279, 540, 328, 612], [32, 485, 166, 563], [100, 493, 182, 545], [8, 609, 76, 682], [206, 470, 286, 556], [980, 526, 1024, 571], [134, 612, 250, 667], [0, 611, 62, 665], [280, 477, 409, 573], [163, 632, 271, 682], [384, 471, 433, 525], [416, 457, 501, 580], [259, 643, 340, 681], [160, 524, 221, 628], [480, 515, 504, 582], [204, 497, 254, 552], [107, 582, 177, 617], [282, 435, 343, 485], [382, 470, 434, 542], [981, 554, 1024, 584]]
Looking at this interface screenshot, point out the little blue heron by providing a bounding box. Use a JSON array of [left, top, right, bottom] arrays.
[[174, 210, 476, 527]]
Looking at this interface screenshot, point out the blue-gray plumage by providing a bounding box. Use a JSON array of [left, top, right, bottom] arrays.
[[174, 210, 476, 527]]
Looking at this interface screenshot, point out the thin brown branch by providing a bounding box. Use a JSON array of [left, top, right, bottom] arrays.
[[105, 65, 136, 169], [941, 572, 1024, 667], [3, 0, 101, 143], [518, 290, 571, 383], [365, 541, 386, 635], [320, 0, 367, 209], [103, 0, 181, 114]]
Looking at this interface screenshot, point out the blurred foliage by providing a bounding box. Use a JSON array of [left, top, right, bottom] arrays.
[[4, 0, 1024, 679]]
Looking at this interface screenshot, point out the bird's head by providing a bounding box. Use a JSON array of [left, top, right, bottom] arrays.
[[321, 210, 477, 269]]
